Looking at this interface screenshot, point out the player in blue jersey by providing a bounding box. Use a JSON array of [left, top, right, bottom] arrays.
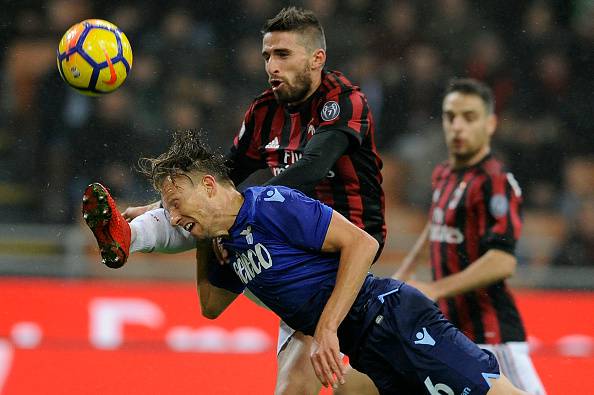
[[83, 130, 528, 395]]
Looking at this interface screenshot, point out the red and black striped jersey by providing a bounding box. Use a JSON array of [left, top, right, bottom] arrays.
[[228, 70, 386, 245], [429, 154, 526, 344]]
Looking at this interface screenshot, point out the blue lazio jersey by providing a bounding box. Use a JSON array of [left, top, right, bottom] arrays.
[[209, 186, 341, 331]]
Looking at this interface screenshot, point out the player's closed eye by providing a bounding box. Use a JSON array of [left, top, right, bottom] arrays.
[[464, 113, 478, 122], [443, 113, 455, 123]]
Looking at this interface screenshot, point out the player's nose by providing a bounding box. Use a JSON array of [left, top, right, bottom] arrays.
[[266, 58, 279, 75], [451, 116, 466, 133]]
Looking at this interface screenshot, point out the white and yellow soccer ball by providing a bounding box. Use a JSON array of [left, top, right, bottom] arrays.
[[57, 19, 133, 96]]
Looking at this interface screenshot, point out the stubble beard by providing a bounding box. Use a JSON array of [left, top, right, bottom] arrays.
[[450, 143, 486, 165], [274, 65, 313, 105]]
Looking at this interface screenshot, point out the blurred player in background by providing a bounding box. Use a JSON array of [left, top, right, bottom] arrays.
[[83, 129, 529, 395], [89, 7, 383, 395], [393, 78, 546, 394]]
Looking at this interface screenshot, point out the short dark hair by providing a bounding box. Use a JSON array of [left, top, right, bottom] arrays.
[[262, 6, 326, 51], [444, 78, 495, 114], [139, 129, 230, 191]]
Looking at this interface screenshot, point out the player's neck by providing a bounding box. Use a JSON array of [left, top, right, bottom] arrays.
[[214, 188, 244, 237], [306, 71, 322, 100], [450, 146, 491, 170]]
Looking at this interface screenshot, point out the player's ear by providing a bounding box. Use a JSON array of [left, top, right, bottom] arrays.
[[487, 113, 497, 137], [202, 175, 217, 196], [311, 48, 326, 70]]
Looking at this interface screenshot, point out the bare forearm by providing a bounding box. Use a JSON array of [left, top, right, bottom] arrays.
[[317, 234, 378, 331], [433, 249, 516, 299]]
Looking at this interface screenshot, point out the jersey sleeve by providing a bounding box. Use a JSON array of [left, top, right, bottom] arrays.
[[255, 187, 334, 251], [226, 101, 266, 184], [475, 172, 523, 254], [207, 255, 246, 294], [263, 129, 350, 193], [316, 89, 371, 150]]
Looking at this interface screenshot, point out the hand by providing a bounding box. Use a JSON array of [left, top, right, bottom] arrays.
[[310, 328, 346, 389], [122, 201, 161, 222], [212, 237, 229, 265], [407, 279, 439, 301]]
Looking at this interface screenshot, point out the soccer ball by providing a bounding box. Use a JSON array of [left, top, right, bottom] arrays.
[[57, 19, 133, 96]]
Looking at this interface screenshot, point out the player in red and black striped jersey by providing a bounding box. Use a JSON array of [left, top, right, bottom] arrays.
[[428, 155, 525, 344], [228, 68, 385, 251], [394, 78, 546, 394], [117, 7, 383, 395]]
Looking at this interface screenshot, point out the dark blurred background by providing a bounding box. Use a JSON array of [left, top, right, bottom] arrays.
[[1, 0, 593, 283]]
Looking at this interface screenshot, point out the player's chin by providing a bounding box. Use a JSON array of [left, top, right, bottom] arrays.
[[194, 230, 213, 241], [273, 88, 295, 103], [272, 90, 287, 103], [450, 144, 468, 155]]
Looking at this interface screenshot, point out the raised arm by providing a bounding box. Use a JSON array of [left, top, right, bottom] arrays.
[[310, 210, 379, 388]]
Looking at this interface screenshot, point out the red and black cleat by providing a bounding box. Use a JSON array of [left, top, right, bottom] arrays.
[[82, 183, 131, 268]]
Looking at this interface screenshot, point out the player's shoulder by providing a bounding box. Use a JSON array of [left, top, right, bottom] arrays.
[[249, 89, 278, 111], [247, 186, 313, 225], [472, 156, 523, 197], [251, 185, 305, 205], [432, 161, 451, 180], [477, 155, 509, 179], [241, 186, 287, 228], [320, 69, 361, 99]]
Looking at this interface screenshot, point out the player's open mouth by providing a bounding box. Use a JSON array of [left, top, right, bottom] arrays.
[[184, 223, 195, 232], [270, 80, 283, 89]]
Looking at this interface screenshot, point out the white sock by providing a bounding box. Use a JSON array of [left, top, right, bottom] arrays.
[[129, 208, 196, 254]]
